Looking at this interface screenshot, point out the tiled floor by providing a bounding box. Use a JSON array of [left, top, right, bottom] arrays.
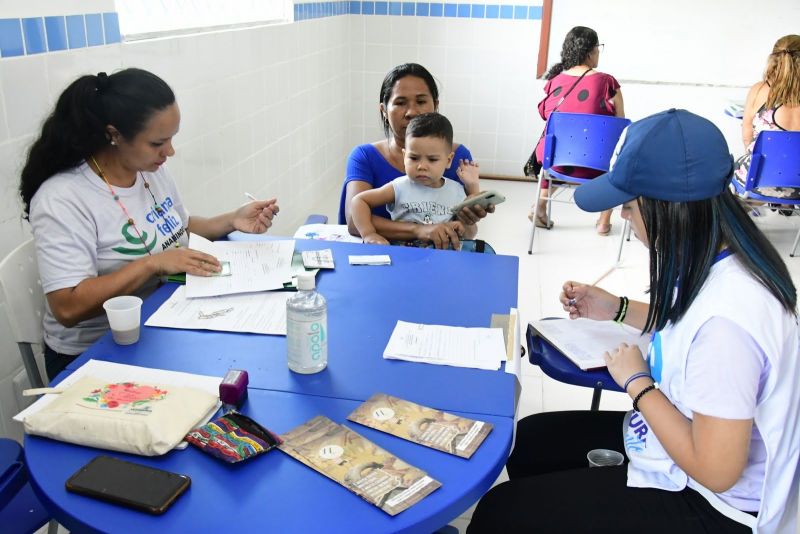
[[39, 179, 800, 534]]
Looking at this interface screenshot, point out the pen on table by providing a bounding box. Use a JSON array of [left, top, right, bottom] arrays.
[[244, 192, 257, 202], [568, 264, 617, 306]]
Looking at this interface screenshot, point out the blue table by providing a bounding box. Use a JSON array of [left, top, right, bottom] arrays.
[[26, 389, 514, 534], [67, 240, 519, 418], [26, 240, 520, 532]]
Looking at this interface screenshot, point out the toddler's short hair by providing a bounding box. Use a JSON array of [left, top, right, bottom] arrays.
[[406, 113, 453, 146]]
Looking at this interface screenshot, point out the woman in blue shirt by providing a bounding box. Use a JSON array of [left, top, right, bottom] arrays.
[[342, 63, 490, 249]]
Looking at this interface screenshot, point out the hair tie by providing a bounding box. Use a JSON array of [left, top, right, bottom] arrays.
[[96, 72, 109, 93]]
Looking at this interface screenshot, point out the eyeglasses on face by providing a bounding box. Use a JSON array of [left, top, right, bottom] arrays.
[[596, 43, 605, 51]]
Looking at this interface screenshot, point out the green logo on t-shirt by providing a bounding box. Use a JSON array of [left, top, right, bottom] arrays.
[[112, 222, 158, 256]]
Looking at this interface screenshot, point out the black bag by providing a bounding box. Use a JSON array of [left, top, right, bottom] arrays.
[[522, 68, 592, 179]]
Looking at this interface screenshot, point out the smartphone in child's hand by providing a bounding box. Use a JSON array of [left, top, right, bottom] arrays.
[[450, 190, 506, 214], [65, 455, 190, 514]]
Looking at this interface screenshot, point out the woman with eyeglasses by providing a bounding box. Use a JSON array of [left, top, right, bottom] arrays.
[[529, 26, 625, 236], [734, 34, 800, 207]]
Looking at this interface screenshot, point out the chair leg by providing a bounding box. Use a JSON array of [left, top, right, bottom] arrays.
[[616, 219, 629, 263], [527, 176, 545, 254], [790, 226, 800, 257], [590, 382, 603, 411], [18, 343, 44, 389]]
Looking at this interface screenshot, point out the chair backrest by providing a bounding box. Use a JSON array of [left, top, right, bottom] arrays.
[[542, 112, 631, 172], [0, 438, 52, 532], [745, 131, 800, 191], [0, 239, 44, 345]]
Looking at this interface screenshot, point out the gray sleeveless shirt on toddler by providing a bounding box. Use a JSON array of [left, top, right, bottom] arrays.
[[387, 176, 465, 224]]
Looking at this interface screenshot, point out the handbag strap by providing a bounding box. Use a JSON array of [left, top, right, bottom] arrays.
[[535, 68, 593, 147], [550, 67, 592, 114]]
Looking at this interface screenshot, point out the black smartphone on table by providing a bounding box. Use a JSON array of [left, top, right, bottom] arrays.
[[65, 455, 191, 515]]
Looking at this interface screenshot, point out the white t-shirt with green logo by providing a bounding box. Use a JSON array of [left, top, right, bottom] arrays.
[[29, 161, 190, 354]]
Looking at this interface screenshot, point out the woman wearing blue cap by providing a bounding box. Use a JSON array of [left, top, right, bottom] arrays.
[[468, 109, 799, 533]]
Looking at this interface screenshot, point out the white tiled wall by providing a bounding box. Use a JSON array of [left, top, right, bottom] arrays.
[[350, 14, 543, 177]]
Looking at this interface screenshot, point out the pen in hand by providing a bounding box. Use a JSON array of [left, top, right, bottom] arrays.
[[568, 265, 617, 306], [244, 192, 257, 202]]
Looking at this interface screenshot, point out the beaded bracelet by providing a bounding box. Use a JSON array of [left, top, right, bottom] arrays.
[[633, 384, 657, 412], [623, 372, 652, 392], [613, 296, 629, 324]]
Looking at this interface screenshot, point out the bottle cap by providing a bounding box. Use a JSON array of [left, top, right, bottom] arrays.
[[297, 272, 316, 290]]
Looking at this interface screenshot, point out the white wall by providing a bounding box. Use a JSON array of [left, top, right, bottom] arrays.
[[548, 0, 800, 87], [350, 10, 543, 177]]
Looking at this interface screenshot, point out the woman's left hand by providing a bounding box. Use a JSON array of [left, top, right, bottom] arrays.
[[604, 343, 650, 390], [233, 198, 279, 234]]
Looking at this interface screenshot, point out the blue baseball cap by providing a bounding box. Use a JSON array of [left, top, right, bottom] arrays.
[[574, 109, 734, 212]]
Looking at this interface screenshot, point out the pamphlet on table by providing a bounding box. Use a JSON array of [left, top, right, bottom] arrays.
[[279, 415, 441, 515], [383, 321, 506, 370], [185, 234, 295, 298], [348, 393, 492, 458], [529, 318, 650, 370]]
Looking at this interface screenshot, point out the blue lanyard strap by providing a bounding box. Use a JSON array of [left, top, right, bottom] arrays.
[[713, 248, 733, 264]]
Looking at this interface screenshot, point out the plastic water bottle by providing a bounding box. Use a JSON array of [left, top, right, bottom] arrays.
[[286, 273, 328, 374]]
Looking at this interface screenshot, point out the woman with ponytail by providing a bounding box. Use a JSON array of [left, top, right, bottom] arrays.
[[734, 35, 800, 202], [530, 26, 625, 235], [20, 68, 279, 379]]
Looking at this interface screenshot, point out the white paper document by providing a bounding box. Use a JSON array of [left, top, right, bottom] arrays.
[[383, 321, 506, 370], [529, 318, 650, 370], [349, 254, 391, 265], [294, 223, 363, 243], [185, 234, 295, 298], [145, 285, 290, 335]]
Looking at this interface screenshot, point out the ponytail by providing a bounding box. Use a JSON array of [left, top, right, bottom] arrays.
[[19, 68, 175, 218]]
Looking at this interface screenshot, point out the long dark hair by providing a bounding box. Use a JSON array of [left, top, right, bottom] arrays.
[[545, 26, 599, 80], [640, 190, 797, 332], [20, 68, 175, 218], [379, 63, 439, 138]]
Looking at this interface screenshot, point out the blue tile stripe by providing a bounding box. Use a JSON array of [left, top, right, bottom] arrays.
[[294, 1, 542, 20], [0, 13, 121, 59]]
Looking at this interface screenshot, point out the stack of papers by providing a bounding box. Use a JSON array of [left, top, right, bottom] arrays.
[[529, 318, 650, 370], [383, 321, 506, 370], [146, 234, 300, 335], [145, 286, 290, 335], [186, 234, 295, 298]]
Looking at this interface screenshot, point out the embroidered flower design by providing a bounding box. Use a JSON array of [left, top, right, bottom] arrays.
[[82, 382, 168, 410]]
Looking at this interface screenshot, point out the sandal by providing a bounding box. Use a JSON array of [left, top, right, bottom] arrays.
[[535, 214, 554, 229], [596, 222, 612, 236]]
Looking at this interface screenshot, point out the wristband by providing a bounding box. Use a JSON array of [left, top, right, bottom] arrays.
[[632, 384, 657, 412], [623, 372, 652, 392], [614, 296, 629, 324]]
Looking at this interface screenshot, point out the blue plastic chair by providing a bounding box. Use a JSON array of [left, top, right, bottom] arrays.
[[0, 438, 55, 534], [526, 323, 623, 410], [528, 112, 631, 255], [731, 130, 800, 256]]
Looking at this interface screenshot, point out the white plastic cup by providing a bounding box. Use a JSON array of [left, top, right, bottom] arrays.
[[103, 296, 143, 345], [587, 448, 625, 467]]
